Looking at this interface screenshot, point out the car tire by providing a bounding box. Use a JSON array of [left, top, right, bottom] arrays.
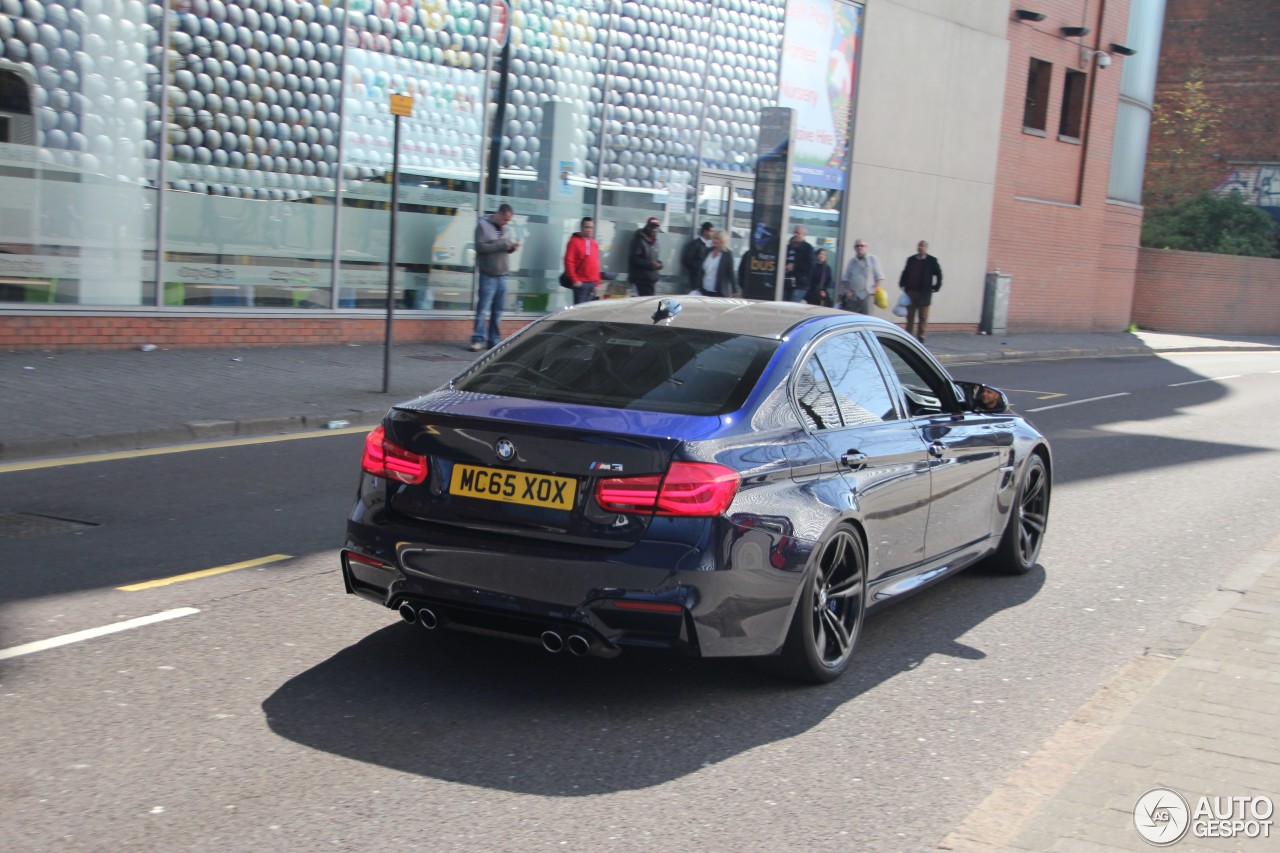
[[776, 526, 867, 683], [990, 452, 1050, 575]]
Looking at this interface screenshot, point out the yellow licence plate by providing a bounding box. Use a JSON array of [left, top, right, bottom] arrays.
[[449, 464, 577, 511]]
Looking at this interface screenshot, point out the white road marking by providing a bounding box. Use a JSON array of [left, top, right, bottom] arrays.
[[1025, 392, 1130, 412], [1002, 388, 1066, 400], [0, 608, 200, 661], [1167, 374, 1242, 387]]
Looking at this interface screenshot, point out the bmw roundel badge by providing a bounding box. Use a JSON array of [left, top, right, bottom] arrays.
[[495, 438, 516, 462]]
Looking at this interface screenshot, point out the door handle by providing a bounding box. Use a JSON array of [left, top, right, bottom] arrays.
[[929, 441, 945, 458], [841, 451, 868, 470]]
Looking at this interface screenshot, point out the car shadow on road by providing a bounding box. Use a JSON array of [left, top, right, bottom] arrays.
[[262, 563, 1043, 796]]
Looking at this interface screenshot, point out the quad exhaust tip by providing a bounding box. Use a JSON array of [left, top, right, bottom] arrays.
[[398, 602, 439, 629], [405, 613, 588, 654]]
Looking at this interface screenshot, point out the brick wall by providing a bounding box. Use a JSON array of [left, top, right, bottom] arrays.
[[1132, 248, 1280, 334], [987, 0, 1137, 332], [0, 314, 480, 351], [0, 311, 982, 351], [1098, 202, 1144, 328], [1158, 0, 1280, 164]]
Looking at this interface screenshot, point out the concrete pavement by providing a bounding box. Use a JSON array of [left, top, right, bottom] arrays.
[[941, 539, 1280, 852], [3, 327, 1277, 464]]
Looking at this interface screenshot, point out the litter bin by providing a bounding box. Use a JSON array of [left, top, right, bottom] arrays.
[[980, 270, 1011, 335]]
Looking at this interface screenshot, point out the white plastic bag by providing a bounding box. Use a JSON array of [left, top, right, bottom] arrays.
[[892, 291, 911, 317]]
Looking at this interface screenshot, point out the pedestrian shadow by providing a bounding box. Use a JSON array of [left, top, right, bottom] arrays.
[[262, 563, 1043, 796]]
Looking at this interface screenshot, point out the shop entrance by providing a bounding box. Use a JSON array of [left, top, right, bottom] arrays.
[[696, 168, 844, 291], [695, 169, 756, 258]]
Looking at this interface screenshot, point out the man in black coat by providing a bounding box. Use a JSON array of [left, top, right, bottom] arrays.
[[899, 240, 943, 342], [627, 217, 664, 297], [784, 224, 815, 302], [680, 221, 714, 291]]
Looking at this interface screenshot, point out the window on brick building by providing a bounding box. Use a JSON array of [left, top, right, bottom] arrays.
[[1023, 59, 1052, 133], [1059, 70, 1087, 140]]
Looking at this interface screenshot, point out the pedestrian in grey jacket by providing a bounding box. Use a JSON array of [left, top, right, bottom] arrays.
[[839, 239, 885, 314], [471, 204, 520, 351]]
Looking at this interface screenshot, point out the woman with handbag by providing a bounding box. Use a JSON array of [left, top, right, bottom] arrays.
[[694, 230, 736, 296]]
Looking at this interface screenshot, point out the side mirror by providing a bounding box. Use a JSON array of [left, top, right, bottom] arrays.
[[957, 381, 1009, 414]]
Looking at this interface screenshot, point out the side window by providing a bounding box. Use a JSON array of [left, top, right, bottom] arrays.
[[876, 335, 959, 417], [814, 333, 898, 425], [794, 357, 841, 431], [1023, 58, 1052, 134], [1059, 69, 1086, 139]]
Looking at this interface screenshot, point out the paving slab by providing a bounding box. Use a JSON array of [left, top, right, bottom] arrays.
[[2, 329, 1277, 462]]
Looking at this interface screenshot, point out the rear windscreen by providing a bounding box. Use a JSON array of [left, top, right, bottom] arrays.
[[453, 320, 779, 416]]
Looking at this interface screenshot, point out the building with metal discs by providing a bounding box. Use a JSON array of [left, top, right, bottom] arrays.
[[0, 1, 1164, 346]]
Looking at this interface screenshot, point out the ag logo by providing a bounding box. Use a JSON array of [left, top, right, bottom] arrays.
[[495, 439, 516, 462], [1134, 787, 1190, 846]]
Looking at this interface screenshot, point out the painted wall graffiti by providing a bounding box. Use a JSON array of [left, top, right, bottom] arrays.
[[1217, 164, 1280, 222]]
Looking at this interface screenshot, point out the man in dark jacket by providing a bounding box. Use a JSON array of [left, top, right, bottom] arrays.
[[784, 225, 814, 302], [899, 240, 943, 342], [627, 216, 664, 297], [680, 221, 714, 291]]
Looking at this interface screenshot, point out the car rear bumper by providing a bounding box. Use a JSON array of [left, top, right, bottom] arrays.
[[342, 513, 812, 658]]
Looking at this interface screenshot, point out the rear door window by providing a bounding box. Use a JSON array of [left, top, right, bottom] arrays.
[[812, 332, 899, 425], [453, 319, 779, 416], [794, 358, 842, 431]]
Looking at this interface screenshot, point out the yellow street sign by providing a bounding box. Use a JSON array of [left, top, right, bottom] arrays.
[[390, 94, 414, 117]]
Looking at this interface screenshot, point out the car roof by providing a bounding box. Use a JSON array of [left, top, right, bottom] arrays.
[[550, 296, 898, 339]]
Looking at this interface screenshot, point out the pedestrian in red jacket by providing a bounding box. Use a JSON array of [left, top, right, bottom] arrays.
[[564, 216, 604, 304]]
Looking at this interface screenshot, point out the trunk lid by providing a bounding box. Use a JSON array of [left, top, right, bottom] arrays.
[[381, 391, 721, 546]]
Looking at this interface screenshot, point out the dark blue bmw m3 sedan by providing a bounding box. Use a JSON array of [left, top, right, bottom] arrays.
[[342, 296, 1051, 682]]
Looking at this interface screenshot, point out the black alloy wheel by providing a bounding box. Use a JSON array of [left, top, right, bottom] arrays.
[[779, 527, 867, 683], [991, 453, 1050, 574]]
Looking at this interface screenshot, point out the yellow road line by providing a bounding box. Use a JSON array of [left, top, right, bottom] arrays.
[[117, 554, 293, 591], [0, 425, 372, 474]]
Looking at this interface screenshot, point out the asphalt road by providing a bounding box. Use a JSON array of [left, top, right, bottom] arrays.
[[1, 350, 1277, 851]]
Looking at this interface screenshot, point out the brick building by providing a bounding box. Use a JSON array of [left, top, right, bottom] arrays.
[[986, 0, 1163, 332], [1154, 0, 1280, 221], [1160, 0, 1280, 165]]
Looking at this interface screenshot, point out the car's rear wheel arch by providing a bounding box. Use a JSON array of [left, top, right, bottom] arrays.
[[773, 521, 869, 682]]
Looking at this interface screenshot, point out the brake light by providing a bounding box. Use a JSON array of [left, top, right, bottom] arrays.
[[595, 461, 740, 517], [360, 425, 428, 484]]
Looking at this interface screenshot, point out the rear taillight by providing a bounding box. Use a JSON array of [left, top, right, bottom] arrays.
[[595, 461, 739, 517], [360, 425, 428, 484]]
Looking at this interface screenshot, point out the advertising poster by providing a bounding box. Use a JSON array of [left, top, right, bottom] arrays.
[[777, 0, 862, 191], [743, 108, 795, 301]]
